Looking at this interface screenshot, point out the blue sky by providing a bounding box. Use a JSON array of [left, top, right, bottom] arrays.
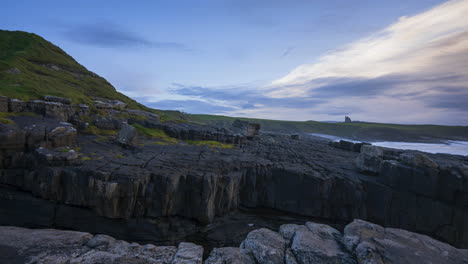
[[2, 0, 467, 125]]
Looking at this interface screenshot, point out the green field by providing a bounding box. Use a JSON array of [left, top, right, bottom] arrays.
[[189, 114, 468, 142]]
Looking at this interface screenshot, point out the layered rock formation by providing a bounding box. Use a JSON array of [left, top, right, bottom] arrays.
[[0, 95, 467, 253]]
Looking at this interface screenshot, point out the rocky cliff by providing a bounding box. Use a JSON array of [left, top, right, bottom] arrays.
[[0, 94, 467, 258]]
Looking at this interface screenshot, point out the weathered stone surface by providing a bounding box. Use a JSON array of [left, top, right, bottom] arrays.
[[343, 219, 468, 264], [232, 119, 261, 138], [0, 226, 180, 264], [94, 116, 122, 130], [117, 123, 138, 147], [46, 123, 77, 148], [45, 101, 76, 121], [94, 99, 127, 110], [355, 145, 383, 174], [8, 98, 26, 112], [205, 247, 255, 264], [240, 228, 286, 264], [44, 95, 72, 105], [173, 242, 203, 264]]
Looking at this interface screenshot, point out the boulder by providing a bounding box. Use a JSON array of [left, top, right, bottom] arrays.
[[240, 228, 286, 264], [44, 95, 72, 105], [0, 96, 8, 112], [27, 100, 46, 115], [343, 219, 468, 264], [355, 145, 383, 174], [94, 116, 122, 130], [172, 242, 203, 264], [289, 222, 355, 264], [8, 98, 26, 112], [205, 247, 255, 264], [46, 123, 77, 148], [117, 123, 138, 147], [232, 119, 261, 138], [399, 152, 438, 169]]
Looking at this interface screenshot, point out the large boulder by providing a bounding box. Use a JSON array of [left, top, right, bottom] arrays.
[[94, 116, 122, 130], [240, 228, 286, 264], [46, 123, 77, 148], [289, 222, 355, 264], [27, 100, 46, 115], [172, 242, 203, 264], [399, 152, 438, 169], [355, 145, 383, 174], [343, 219, 468, 264], [117, 123, 138, 147]]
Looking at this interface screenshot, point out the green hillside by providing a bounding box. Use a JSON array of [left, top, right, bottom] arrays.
[[0, 30, 185, 120]]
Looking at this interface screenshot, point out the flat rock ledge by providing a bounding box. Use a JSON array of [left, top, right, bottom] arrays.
[[2, 219, 468, 264]]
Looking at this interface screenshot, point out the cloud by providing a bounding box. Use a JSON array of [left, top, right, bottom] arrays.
[[138, 0, 467, 125], [251, 0, 468, 125], [63, 22, 186, 50], [281, 47, 294, 57]]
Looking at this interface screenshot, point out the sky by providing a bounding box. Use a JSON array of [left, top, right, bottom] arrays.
[[2, 0, 467, 125]]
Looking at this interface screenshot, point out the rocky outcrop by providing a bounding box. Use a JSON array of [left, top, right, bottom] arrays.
[[355, 145, 384, 174], [329, 140, 370, 152], [116, 123, 138, 147], [0, 226, 203, 264], [44, 95, 72, 105], [206, 219, 468, 264]]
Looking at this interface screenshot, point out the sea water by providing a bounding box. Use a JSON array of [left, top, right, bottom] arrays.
[[309, 133, 468, 156]]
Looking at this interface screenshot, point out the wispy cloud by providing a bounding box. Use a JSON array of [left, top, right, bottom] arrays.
[[140, 0, 468, 125], [63, 22, 187, 50]]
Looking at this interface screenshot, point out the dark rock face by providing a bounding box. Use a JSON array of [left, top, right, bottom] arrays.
[[207, 219, 468, 264], [231, 119, 261, 138], [0, 94, 467, 252]]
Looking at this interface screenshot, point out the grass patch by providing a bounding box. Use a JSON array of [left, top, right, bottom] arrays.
[[83, 125, 118, 136], [186, 140, 234, 149], [81, 156, 91, 161], [0, 112, 38, 124], [133, 123, 177, 144]]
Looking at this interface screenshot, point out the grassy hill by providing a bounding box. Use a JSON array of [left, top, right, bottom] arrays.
[[190, 114, 468, 142], [0, 30, 185, 120]]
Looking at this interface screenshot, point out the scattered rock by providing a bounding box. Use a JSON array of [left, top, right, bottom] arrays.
[[117, 123, 138, 147], [400, 152, 438, 168], [5, 67, 21, 74], [355, 145, 383, 174], [240, 228, 286, 264], [44, 95, 72, 105]]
